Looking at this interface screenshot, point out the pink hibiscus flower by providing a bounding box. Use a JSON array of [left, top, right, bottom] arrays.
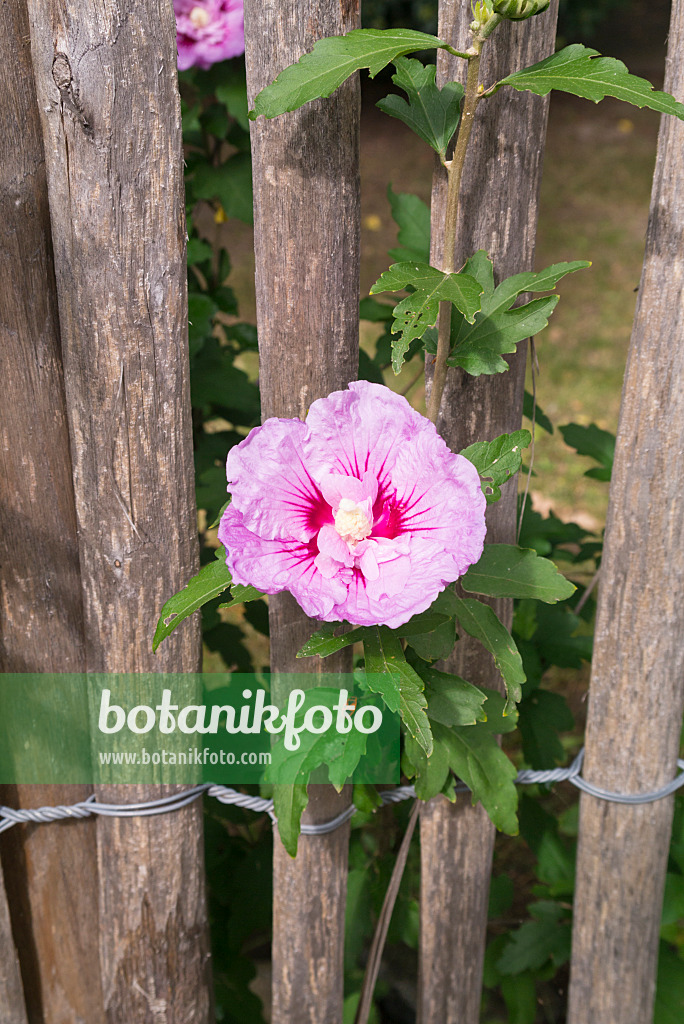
[[174, 0, 244, 71], [218, 381, 487, 629]]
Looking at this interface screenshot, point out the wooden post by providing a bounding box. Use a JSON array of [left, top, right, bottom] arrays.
[[567, 5, 684, 1021], [0, 1, 104, 1020], [419, 4, 558, 1023], [244, 1, 360, 1020], [24, 1, 212, 1020], [0, 873, 28, 1024]]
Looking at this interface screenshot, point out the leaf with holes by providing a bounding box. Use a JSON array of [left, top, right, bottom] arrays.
[[377, 58, 464, 157], [496, 44, 684, 120], [153, 549, 233, 651], [461, 429, 532, 502], [250, 28, 453, 119], [370, 262, 482, 372]]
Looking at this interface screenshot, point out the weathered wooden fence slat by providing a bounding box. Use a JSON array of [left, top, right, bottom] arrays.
[[244, 1, 360, 1020], [567, 3, 684, 1021], [0, 2, 104, 1021], [419, 4, 559, 1022], [22, 1, 213, 1020], [0, 870, 28, 1024]]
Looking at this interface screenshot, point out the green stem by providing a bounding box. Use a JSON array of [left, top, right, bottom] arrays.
[[426, 43, 484, 424]]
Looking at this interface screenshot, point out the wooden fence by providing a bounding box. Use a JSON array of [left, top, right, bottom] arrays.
[[1, 1, 683, 1023]]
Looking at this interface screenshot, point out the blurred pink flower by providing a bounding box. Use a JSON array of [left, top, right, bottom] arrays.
[[174, 0, 244, 71], [218, 381, 486, 629]]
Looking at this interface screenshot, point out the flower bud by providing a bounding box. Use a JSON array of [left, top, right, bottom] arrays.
[[492, 0, 550, 20]]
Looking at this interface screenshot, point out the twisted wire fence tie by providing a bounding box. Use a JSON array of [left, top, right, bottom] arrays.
[[2, 748, 684, 838]]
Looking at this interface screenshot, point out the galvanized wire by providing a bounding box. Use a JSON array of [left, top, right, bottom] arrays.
[[2, 749, 684, 837]]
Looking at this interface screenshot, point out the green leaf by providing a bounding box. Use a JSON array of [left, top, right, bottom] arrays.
[[188, 293, 218, 356], [186, 238, 213, 266], [208, 498, 230, 531], [218, 583, 265, 610], [190, 339, 260, 415], [370, 262, 482, 372], [297, 623, 364, 659], [497, 901, 572, 975], [363, 627, 433, 755], [435, 721, 519, 834], [500, 974, 538, 1024], [359, 296, 395, 322], [192, 153, 253, 224], [559, 422, 615, 480], [445, 253, 590, 376], [273, 783, 309, 857], [451, 597, 526, 714], [196, 465, 229, 517], [497, 44, 684, 121], [523, 389, 553, 433], [404, 616, 457, 661], [655, 943, 684, 1024], [153, 550, 232, 652], [297, 614, 448, 660], [419, 666, 487, 727], [461, 429, 532, 502], [215, 66, 250, 130], [461, 544, 576, 603], [518, 688, 574, 769], [533, 604, 593, 669], [478, 688, 519, 734], [386, 185, 431, 263], [404, 730, 450, 800], [377, 57, 464, 158], [250, 28, 453, 119]]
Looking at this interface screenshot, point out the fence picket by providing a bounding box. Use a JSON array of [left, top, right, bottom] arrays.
[[244, 2, 360, 1020], [0, 2, 104, 1020], [567, 4, 684, 1021], [419, 4, 559, 1022], [0, 872, 27, 1024], [23, 1, 213, 1019]]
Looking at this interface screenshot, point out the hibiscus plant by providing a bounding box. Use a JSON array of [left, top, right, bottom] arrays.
[[158, 0, 684, 855]]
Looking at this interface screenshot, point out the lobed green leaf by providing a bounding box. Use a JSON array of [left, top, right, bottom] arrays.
[[559, 422, 615, 480], [370, 261, 483, 372], [444, 252, 590, 376], [377, 58, 464, 158], [461, 429, 532, 503]]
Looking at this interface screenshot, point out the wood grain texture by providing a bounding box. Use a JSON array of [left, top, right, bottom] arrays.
[[0, 1, 103, 1020], [419, 5, 558, 1023], [567, 5, 684, 1021], [245, 2, 360, 1020], [23, 1, 211, 1020], [0, 868, 28, 1024]]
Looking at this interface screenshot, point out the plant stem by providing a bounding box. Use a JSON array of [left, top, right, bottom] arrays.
[[426, 42, 484, 425]]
